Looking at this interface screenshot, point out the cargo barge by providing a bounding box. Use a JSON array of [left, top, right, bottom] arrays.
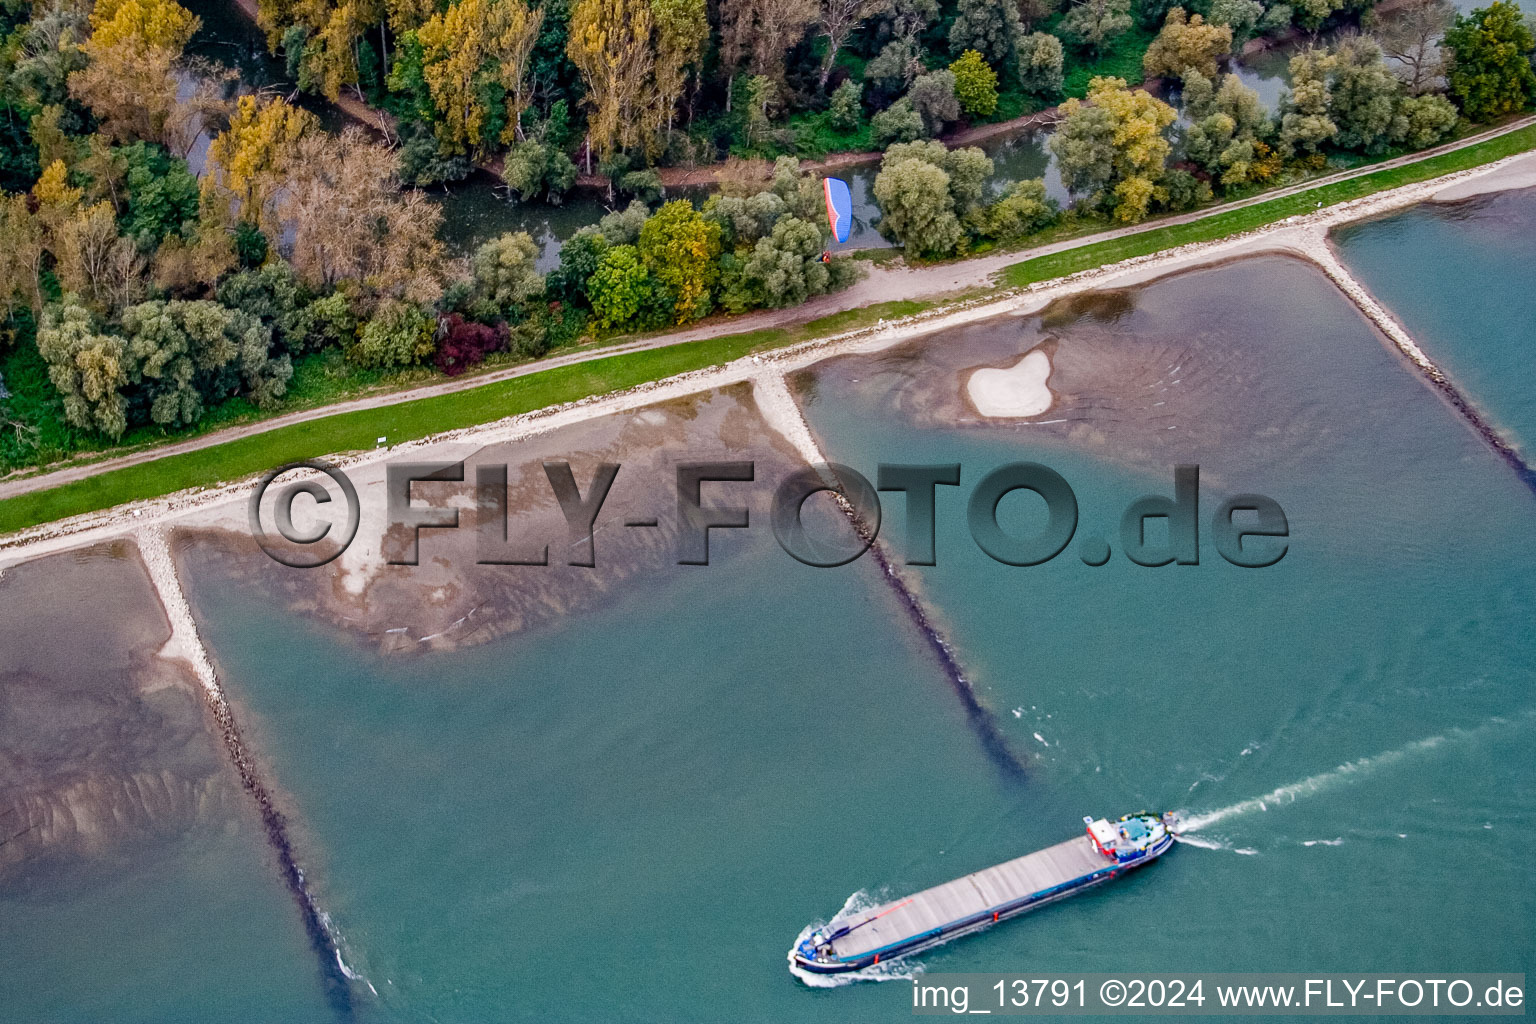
[[790, 812, 1175, 976]]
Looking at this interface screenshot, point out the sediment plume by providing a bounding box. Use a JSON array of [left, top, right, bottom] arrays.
[[136, 527, 356, 1018], [752, 372, 1029, 781]]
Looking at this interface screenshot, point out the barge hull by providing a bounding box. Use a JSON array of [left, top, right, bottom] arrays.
[[818, 834, 1166, 969]]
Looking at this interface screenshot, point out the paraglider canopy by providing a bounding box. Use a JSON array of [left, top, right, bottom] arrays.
[[822, 177, 853, 245]]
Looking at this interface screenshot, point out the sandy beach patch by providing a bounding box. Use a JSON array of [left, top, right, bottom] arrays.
[[967, 349, 1054, 417]]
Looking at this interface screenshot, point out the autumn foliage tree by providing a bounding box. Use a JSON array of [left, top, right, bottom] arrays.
[[69, 0, 200, 146], [418, 0, 544, 154]]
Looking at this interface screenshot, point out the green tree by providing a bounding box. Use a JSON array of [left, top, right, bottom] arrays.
[[828, 78, 865, 129], [1060, 0, 1132, 55], [909, 69, 961, 134], [587, 243, 653, 328], [1016, 31, 1065, 97], [1329, 37, 1406, 153], [872, 141, 993, 256], [471, 231, 547, 313], [948, 0, 1024, 65], [1443, 1, 1536, 121], [1277, 48, 1339, 156], [502, 140, 578, 202], [1393, 91, 1459, 146], [546, 227, 609, 306], [119, 298, 291, 426], [985, 179, 1058, 239], [350, 299, 436, 367], [1182, 68, 1277, 187], [1051, 76, 1175, 222], [738, 215, 858, 307], [814, 0, 891, 90], [637, 199, 721, 323], [216, 262, 311, 354], [1209, 0, 1264, 45], [871, 96, 926, 143], [36, 298, 129, 437], [950, 51, 1000, 117]]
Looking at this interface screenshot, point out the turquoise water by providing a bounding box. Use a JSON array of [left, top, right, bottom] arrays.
[[792, 255, 1536, 971], [0, 829, 333, 1024], [183, 540, 1025, 1022], [1333, 188, 1536, 458]]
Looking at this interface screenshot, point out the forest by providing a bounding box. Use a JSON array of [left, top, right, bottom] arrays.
[[0, 0, 1532, 475]]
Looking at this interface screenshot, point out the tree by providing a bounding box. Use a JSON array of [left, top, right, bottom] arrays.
[[1277, 48, 1339, 155], [435, 314, 508, 374], [871, 96, 926, 143], [909, 69, 961, 134], [587, 243, 654, 328], [1209, 0, 1264, 46], [948, 0, 1024, 66], [863, 0, 937, 95], [1329, 37, 1406, 153], [502, 139, 578, 202], [650, 0, 709, 146], [828, 78, 865, 129], [1050, 76, 1175, 222], [37, 298, 130, 437], [718, 0, 817, 92], [1060, 0, 1132, 55], [51, 201, 145, 315], [546, 226, 609, 306], [637, 199, 721, 323], [568, 0, 655, 158], [69, 0, 200, 146], [815, 0, 890, 91], [350, 299, 436, 367], [203, 96, 320, 238], [739, 216, 857, 306], [280, 127, 449, 309], [872, 141, 993, 256], [1182, 68, 1277, 187], [1371, 0, 1454, 94], [985, 178, 1058, 239], [1142, 8, 1233, 81], [1050, 100, 1117, 197], [216, 263, 312, 354], [1393, 91, 1459, 146], [471, 231, 547, 313], [873, 156, 962, 256], [0, 193, 45, 318], [1017, 31, 1065, 96], [418, 0, 545, 154], [950, 50, 1000, 117], [1443, 1, 1536, 121], [120, 299, 290, 425]]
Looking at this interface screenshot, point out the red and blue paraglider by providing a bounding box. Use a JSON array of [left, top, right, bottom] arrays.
[[820, 176, 853, 263]]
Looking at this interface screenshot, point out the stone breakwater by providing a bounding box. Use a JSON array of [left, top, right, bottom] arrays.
[[1298, 234, 1536, 497], [753, 372, 1030, 781], [137, 527, 357, 1018]]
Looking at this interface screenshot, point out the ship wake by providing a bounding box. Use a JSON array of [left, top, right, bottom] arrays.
[[1174, 712, 1532, 837]]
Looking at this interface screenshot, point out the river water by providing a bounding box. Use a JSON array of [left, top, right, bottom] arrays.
[[1332, 188, 1536, 459]]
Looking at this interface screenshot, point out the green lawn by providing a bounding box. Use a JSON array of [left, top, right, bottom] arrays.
[[1002, 122, 1536, 288], [0, 301, 927, 535]]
